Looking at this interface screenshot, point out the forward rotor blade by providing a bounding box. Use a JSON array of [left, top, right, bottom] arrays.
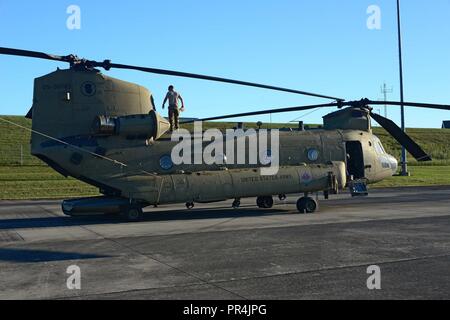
[[370, 112, 432, 162], [368, 100, 450, 111], [182, 102, 340, 123], [109, 63, 344, 101], [0, 47, 67, 63]]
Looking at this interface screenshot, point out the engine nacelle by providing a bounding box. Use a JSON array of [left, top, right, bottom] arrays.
[[93, 110, 170, 140], [323, 107, 371, 132]]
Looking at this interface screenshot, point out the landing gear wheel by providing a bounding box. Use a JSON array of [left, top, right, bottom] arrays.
[[121, 206, 143, 222], [256, 196, 274, 209], [296, 197, 318, 214], [186, 202, 195, 210], [256, 197, 263, 208], [232, 199, 241, 209]]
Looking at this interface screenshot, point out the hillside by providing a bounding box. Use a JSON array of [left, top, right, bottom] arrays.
[[1, 116, 449, 166], [0, 115, 449, 200]]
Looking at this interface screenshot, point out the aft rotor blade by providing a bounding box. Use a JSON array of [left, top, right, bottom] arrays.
[[109, 62, 344, 101], [0, 47, 68, 62], [370, 112, 432, 162], [0, 47, 344, 100], [25, 107, 33, 119], [182, 102, 341, 123]]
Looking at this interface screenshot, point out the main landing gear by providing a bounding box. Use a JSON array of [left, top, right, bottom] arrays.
[[256, 196, 274, 209], [254, 194, 318, 213], [120, 205, 144, 222], [186, 202, 195, 210], [296, 195, 318, 214]]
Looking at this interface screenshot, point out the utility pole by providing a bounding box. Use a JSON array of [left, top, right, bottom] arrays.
[[397, 0, 409, 176], [380, 83, 393, 118]]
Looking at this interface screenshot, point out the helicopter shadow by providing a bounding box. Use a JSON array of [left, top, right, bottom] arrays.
[[142, 205, 287, 222], [0, 247, 109, 263], [3, 188, 448, 231], [0, 205, 289, 231]]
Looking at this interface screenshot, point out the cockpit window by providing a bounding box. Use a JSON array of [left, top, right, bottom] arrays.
[[373, 140, 386, 155]]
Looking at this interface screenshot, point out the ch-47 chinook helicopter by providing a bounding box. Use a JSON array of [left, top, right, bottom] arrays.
[[1, 47, 450, 221]]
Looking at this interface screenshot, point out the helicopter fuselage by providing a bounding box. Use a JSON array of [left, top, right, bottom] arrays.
[[28, 68, 397, 212]]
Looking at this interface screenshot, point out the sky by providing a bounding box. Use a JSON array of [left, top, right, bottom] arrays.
[[0, 0, 449, 128]]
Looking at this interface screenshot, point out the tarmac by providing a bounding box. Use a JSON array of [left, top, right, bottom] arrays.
[[1, 186, 450, 300]]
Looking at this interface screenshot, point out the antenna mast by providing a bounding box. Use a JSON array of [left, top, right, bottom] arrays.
[[381, 83, 393, 118]]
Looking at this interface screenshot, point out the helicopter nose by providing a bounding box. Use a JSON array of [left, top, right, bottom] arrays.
[[388, 155, 398, 175]]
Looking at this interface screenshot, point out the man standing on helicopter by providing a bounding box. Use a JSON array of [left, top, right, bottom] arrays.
[[162, 85, 185, 131]]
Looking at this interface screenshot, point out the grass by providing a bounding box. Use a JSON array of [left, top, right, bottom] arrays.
[[0, 115, 449, 200], [372, 127, 450, 166], [0, 165, 448, 200], [2, 116, 450, 166], [372, 166, 450, 188], [0, 116, 42, 166], [0, 166, 98, 200]]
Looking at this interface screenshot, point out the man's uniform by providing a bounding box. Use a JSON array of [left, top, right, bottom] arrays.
[[165, 90, 182, 130]]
